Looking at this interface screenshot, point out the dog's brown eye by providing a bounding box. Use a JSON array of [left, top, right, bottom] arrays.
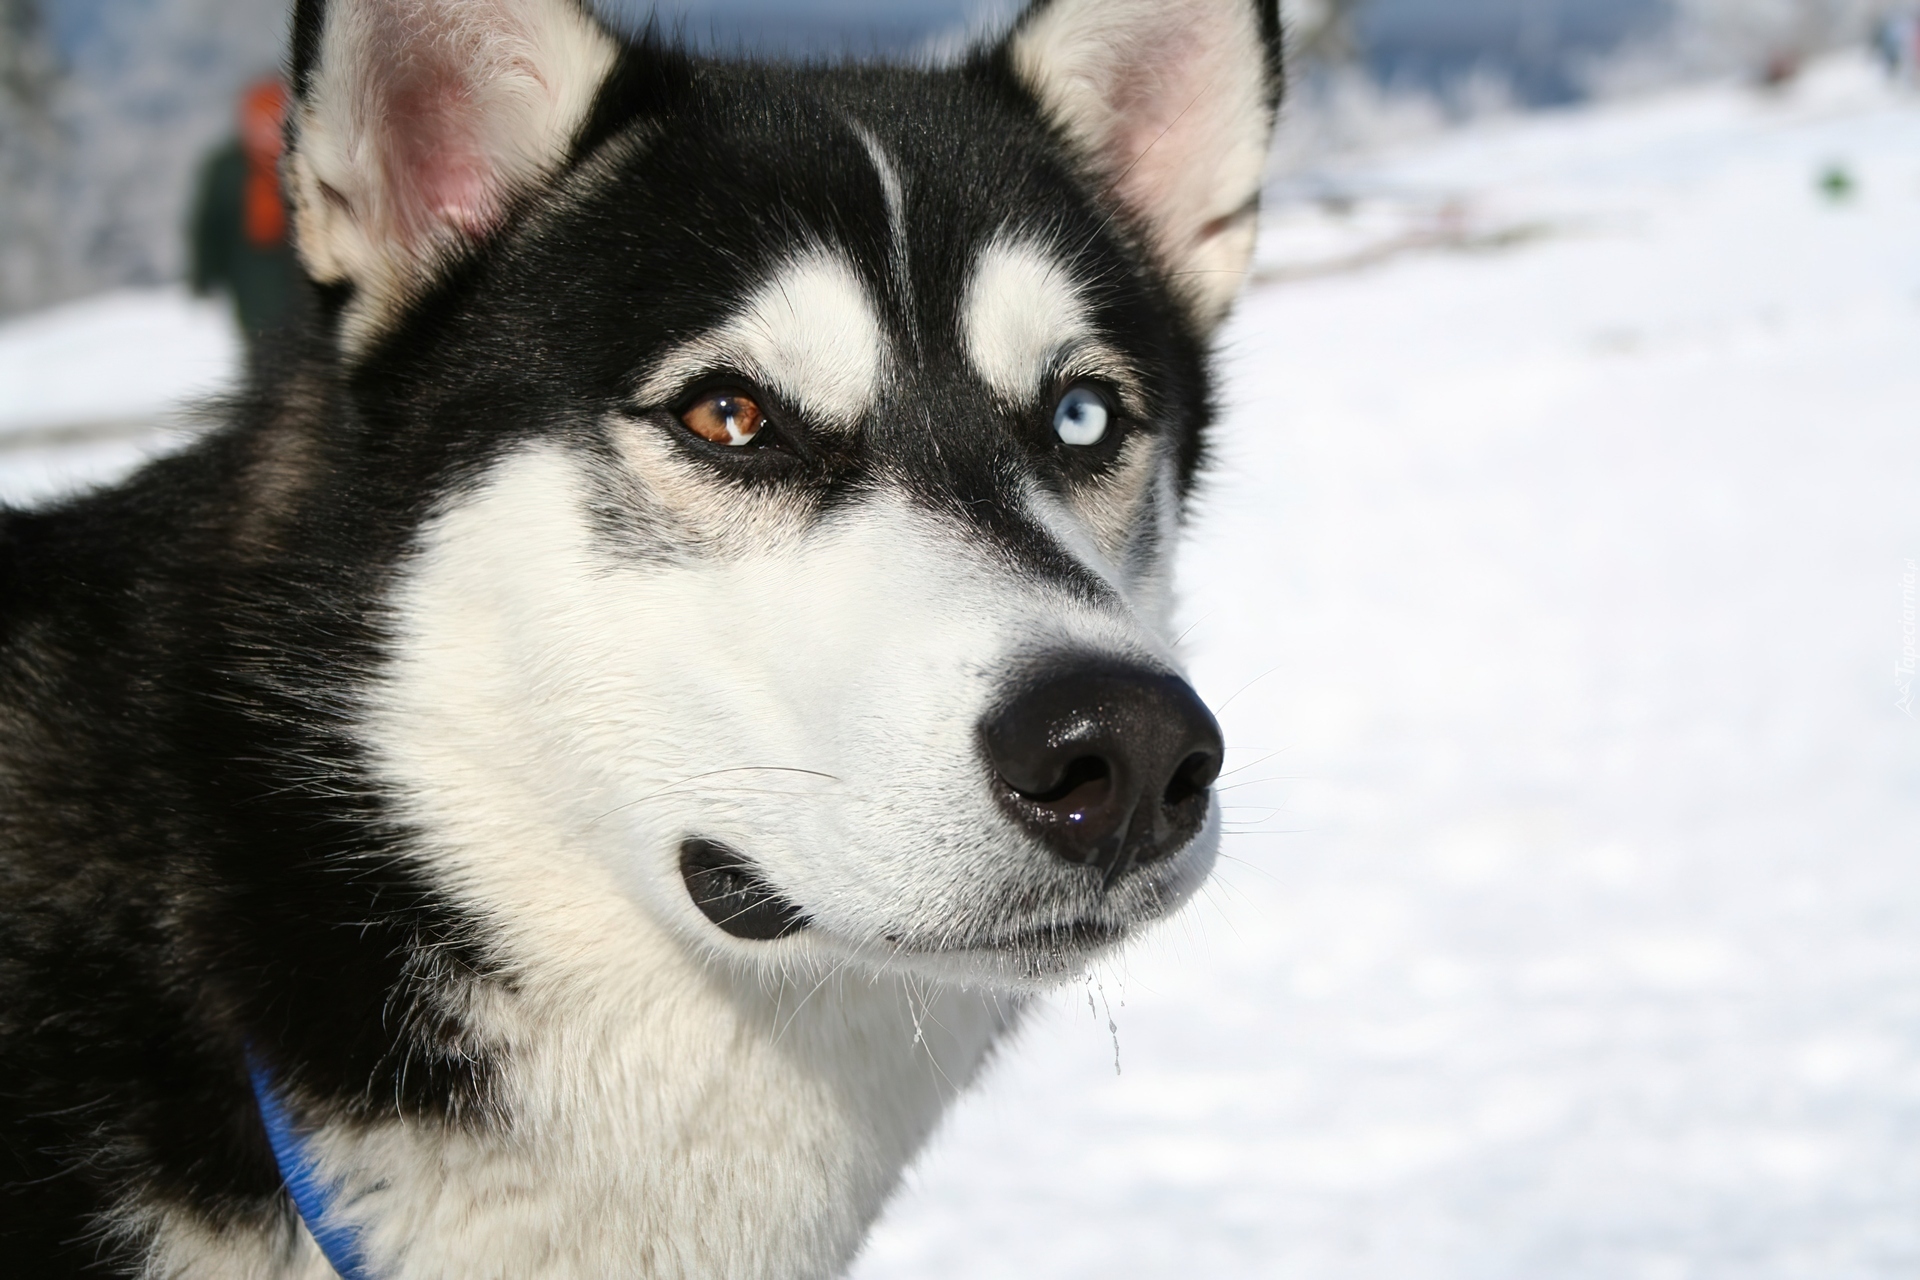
[[681, 392, 763, 446]]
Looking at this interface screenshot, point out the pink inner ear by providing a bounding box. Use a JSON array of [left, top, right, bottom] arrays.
[[382, 68, 508, 246], [1098, 25, 1215, 234]]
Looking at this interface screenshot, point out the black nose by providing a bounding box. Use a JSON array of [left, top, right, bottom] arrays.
[[982, 661, 1224, 883]]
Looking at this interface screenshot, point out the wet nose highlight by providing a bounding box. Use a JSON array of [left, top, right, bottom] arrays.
[[982, 661, 1224, 884]]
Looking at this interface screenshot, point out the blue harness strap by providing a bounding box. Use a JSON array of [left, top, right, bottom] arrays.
[[247, 1059, 377, 1280]]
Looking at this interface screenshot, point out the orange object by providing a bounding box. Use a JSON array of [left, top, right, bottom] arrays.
[[241, 79, 288, 247]]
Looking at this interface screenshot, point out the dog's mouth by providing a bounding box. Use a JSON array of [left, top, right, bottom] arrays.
[[679, 838, 811, 941], [896, 917, 1129, 957], [678, 837, 1171, 962]]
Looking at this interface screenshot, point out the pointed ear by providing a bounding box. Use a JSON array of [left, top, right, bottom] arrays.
[[285, 0, 619, 348], [1004, 0, 1282, 332]]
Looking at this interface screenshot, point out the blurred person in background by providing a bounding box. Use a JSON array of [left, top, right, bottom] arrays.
[[189, 77, 298, 352]]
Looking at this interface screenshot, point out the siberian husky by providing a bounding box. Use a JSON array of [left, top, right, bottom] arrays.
[[0, 0, 1282, 1274]]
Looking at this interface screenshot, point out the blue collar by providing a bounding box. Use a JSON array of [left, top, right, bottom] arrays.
[[247, 1059, 376, 1280]]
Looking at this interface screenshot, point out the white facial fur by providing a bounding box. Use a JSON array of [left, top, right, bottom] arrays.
[[964, 235, 1093, 401], [963, 235, 1139, 411], [639, 249, 890, 432], [851, 124, 913, 316], [366, 442, 1203, 987]]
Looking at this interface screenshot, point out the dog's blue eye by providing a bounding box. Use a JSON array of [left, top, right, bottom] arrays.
[[1053, 387, 1110, 447]]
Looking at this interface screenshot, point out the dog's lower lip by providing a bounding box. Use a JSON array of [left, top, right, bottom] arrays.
[[679, 838, 810, 941], [910, 918, 1126, 956]]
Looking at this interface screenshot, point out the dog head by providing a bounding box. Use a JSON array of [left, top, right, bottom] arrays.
[[283, 0, 1282, 989]]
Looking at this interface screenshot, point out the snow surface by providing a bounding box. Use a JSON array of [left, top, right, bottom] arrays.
[[2, 52, 1917, 1278], [0, 285, 238, 505], [854, 56, 1920, 1280]]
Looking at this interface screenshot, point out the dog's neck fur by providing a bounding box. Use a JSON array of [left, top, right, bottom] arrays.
[[144, 966, 1008, 1280], [256, 947, 1011, 1280]]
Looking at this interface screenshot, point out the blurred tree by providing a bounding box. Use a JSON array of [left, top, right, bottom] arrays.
[[1291, 0, 1367, 65], [0, 0, 69, 314], [1671, 0, 1900, 80]]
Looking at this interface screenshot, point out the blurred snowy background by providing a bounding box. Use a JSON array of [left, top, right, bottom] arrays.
[[4, 1, 1920, 1276], [6, 0, 1907, 320]]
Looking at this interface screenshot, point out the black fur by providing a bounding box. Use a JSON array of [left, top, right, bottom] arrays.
[[0, 5, 1281, 1273]]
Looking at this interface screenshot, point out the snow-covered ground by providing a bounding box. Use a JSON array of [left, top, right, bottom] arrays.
[[0, 286, 238, 505], [3, 52, 1917, 1279], [856, 55, 1920, 1279]]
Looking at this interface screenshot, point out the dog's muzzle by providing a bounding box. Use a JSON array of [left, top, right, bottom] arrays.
[[680, 658, 1222, 945]]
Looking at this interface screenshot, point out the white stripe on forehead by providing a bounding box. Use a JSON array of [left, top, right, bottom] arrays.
[[963, 236, 1093, 401], [639, 248, 888, 430], [851, 123, 911, 313]]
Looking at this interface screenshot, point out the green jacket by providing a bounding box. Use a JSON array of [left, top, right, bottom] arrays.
[[189, 140, 300, 337]]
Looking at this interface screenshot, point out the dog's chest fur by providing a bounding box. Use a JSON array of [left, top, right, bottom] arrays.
[[282, 978, 1007, 1279], [144, 969, 1008, 1280]]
